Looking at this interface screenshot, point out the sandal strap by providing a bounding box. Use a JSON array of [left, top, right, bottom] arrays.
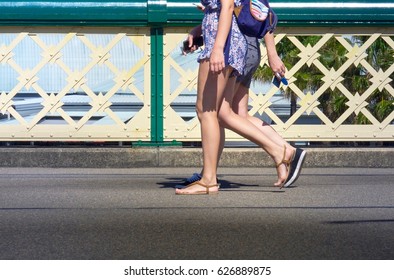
[[205, 183, 220, 194], [276, 145, 291, 167], [185, 180, 219, 194]]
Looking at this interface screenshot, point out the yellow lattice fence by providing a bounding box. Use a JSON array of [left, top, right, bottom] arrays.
[[0, 27, 151, 141], [0, 26, 393, 143], [163, 27, 394, 142]]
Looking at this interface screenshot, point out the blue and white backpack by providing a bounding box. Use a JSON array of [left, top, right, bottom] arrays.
[[234, 0, 278, 39]]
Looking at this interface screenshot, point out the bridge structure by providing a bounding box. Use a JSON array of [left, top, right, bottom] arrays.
[[0, 0, 392, 145]]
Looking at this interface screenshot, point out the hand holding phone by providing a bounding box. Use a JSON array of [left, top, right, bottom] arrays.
[[272, 72, 288, 88], [182, 36, 204, 52]]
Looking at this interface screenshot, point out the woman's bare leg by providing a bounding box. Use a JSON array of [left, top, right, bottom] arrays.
[[233, 83, 294, 149], [219, 81, 294, 187], [175, 61, 232, 194], [232, 83, 295, 185]]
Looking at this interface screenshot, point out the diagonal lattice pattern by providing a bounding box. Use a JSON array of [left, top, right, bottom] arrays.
[[0, 27, 151, 141], [163, 27, 394, 142], [0, 26, 392, 142]]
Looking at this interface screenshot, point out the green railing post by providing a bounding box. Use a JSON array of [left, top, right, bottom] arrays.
[[135, 27, 180, 147], [151, 27, 163, 143]]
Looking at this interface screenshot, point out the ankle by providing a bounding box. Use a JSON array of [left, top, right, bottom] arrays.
[[200, 174, 218, 185], [287, 145, 296, 153], [272, 149, 285, 165]]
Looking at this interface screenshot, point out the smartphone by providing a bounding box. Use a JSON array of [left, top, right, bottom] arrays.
[[183, 36, 204, 51], [272, 74, 288, 88]]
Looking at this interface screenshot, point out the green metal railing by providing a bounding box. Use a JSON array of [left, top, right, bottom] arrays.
[[1, 0, 393, 26]]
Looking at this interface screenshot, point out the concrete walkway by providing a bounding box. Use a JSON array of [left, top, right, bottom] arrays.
[[0, 167, 393, 259]]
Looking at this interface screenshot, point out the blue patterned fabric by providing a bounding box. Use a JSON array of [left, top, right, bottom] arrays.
[[198, 0, 247, 76]]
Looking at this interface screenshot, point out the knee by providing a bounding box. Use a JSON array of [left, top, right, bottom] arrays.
[[196, 104, 219, 123], [237, 109, 249, 119], [218, 108, 232, 127], [195, 103, 209, 122], [195, 103, 203, 121]]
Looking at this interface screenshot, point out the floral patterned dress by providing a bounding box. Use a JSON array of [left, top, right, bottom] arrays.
[[198, 0, 247, 76]]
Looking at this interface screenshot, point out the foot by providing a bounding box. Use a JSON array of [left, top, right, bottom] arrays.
[[175, 180, 220, 195], [178, 173, 219, 188], [274, 145, 295, 188], [283, 148, 307, 188]]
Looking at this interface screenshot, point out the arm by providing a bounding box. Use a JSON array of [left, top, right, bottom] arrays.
[[183, 4, 205, 54], [210, 0, 234, 73], [190, 24, 203, 38], [183, 25, 203, 54], [264, 32, 286, 77]]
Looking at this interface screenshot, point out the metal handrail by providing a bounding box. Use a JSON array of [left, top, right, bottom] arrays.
[[0, 1, 392, 26]]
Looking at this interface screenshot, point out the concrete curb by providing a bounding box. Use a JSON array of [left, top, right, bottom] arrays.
[[0, 147, 392, 168]]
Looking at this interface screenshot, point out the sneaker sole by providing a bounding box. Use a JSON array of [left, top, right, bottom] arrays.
[[283, 150, 306, 188]]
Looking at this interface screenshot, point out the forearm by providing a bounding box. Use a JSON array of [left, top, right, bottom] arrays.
[[264, 31, 285, 75], [190, 24, 202, 37], [264, 32, 278, 59], [214, 0, 234, 52]]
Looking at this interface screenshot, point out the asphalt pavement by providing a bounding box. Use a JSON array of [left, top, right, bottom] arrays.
[[0, 167, 393, 260]]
